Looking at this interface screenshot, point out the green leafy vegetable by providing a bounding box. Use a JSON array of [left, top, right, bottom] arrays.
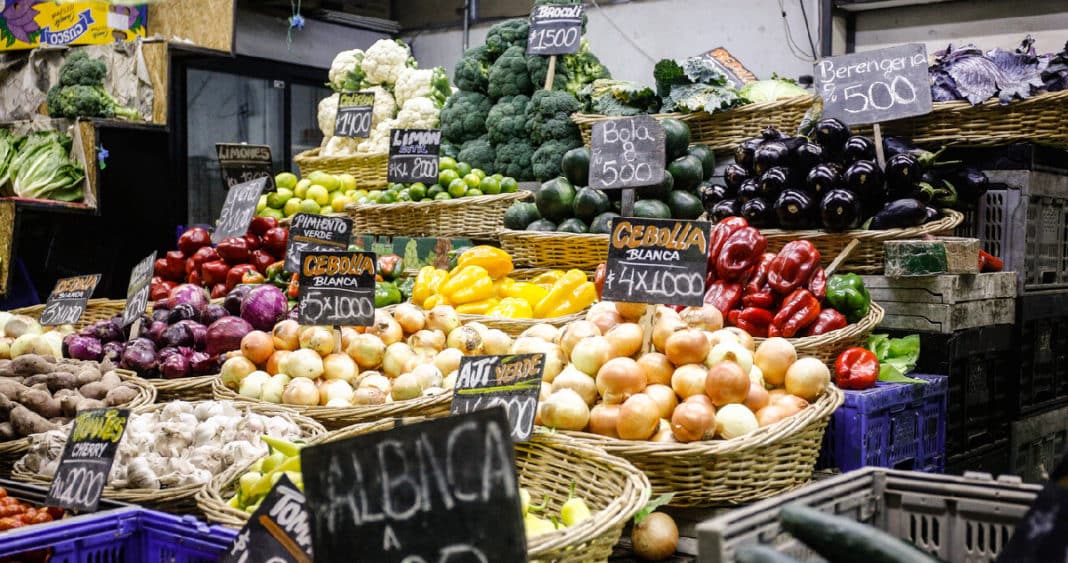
[[867, 333, 924, 384], [10, 136, 84, 202], [738, 77, 810, 103], [634, 493, 674, 524], [661, 83, 742, 113], [580, 79, 659, 116]]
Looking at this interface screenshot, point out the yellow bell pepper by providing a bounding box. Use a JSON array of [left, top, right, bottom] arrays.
[[529, 269, 566, 287], [456, 245, 514, 280], [423, 294, 448, 308], [494, 276, 516, 297], [438, 265, 495, 305], [501, 281, 549, 308], [456, 297, 500, 315], [488, 297, 534, 318], [413, 266, 448, 308], [534, 269, 592, 318]]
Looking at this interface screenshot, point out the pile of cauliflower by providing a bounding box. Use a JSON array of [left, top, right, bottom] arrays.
[[319, 39, 453, 157]]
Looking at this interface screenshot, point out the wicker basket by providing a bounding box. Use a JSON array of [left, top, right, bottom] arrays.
[[9, 298, 126, 332], [211, 377, 452, 430], [498, 230, 609, 270], [199, 419, 649, 563], [293, 149, 388, 190], [573, 95, 817, 154], [345, 191, 532, 239], [565, 386, 844, 507], [145, 375, 217, 402], [762, 303, 884, 368], [11, 400, 326, 515]]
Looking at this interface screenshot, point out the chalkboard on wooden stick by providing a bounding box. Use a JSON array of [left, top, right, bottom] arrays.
[[815, 43, 933, 126], [387, 128, 441, 185], [121, 251, 156, 327], [216, 143, 274, 192], [451, 353, 544, 442], [221, 474, 313, 563], [297, 250, 376, 326], [588, 115, 665, 192], [603, 217, 711, 307], [39, 274, 101, 326], [212, 177, 267, 245], [526, 3, 584, 56], [334, 91, 375, 139], [45, 408, 129, 513], [284, 213, 353, 274]]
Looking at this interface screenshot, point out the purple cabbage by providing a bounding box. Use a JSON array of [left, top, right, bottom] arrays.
[[205, 316, 253, 356], [931, 36, 1052, 105], [224, 285, 253, 316], [120, 345, 159, 377], [168, 284, 210, 315], [190, 351, 220, 376], [160, 353, 191, 379], [64, 335, 103, 361], [201, 304, 229, 326], [102, 341, 125, 364], [241, 285, 287, 331], [1042, 42, 1068, 92]]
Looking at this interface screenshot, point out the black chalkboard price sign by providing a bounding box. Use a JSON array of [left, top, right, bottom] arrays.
[[297, 250, 376, 326], [334, 91, 375, 138], [815, 43, 933, 126], [39, 274, 101, 326], [212, 177, 267, 245], [452, 353, 544, 442], [216, 143, 274, 192], [221, 475, 313, 563], [526, 3, 584, 56], [301, 408, 527, 563], [45, 408, 129, 513], [284, 213, 353, 274], [121, 251, 156, 327], [387, 128, 441, 185], [603, 217, 712, 307], [589, 115, 666, 191]]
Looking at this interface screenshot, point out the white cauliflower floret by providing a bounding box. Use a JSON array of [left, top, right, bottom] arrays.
[[361, 39, 413, 85], [366, 85, 397, 127], [317, 93, 339, 137], [394, 67, 452, 108], [396, 97, 439, 129], [356, 118, 396, 156], [328, 49, 366, 91], [322, 136, 360, 156]]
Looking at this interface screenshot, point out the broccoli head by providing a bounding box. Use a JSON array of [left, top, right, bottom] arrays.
[[561, 40, 611, 95], [57, 50, 107, 87], [454, 45, 491, 94], [47, 84, 140, 120], [532, 138, 582, 182], [439, 90, 493, 144], [485, 95, 531, 145], [526, 54, 568, 92], [458, 136, 495, 173], [527, 89, 582, 118], [440, 139, 461, 160], [487, 46, 533, 99], [484, 19, 529, 58], [525, 90, 582, 145], [494, 138, 536, 181]]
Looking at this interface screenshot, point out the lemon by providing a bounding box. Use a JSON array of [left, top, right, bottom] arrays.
[[294, 178, 312, 199], [274, 172, 298, 190], [306, 185, 330, 206], [307, 171, 340, 191]]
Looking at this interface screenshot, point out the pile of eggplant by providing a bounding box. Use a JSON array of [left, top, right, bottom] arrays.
[[700, 118, 989, 231]]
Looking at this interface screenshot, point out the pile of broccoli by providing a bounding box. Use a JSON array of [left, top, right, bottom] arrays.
[[440, 16, 610, 181], [47, 51, 140, 121]]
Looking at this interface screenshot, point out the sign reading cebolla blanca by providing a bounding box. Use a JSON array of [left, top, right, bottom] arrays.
[[387, 128, 442, 185], [212, 177, 267, 245], [39, 274, 101, 326], [815, 43, 933, 126], [121, 251, 156, 327], [334, 91, 375, 139], [297, 250, 376, 326], [46, 408, 129, 513], [604, 217, 712, 307], [221, 475, 313, 563], [301, 408, 527, 563], [284, 213, 353, 274], [589, 115, 666, 191], [526, 3, 584, 56], [216, 143, 274, 191], [452, 354, 545, 442]]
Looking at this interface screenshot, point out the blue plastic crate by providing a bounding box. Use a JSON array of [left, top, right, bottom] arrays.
[[0, 506, 237, 562], [818, 374, 948, 472]]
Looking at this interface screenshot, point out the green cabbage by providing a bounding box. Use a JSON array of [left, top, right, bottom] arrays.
[[738, 79, 810, 103]]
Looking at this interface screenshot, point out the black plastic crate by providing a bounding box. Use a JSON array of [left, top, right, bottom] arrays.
[[897, 324, 1015, 459], [1011, 403, 1068, 483], [1015, 292, 1068, 415], [943, 143, 1068, 174], [945, 438, 1010, 477]]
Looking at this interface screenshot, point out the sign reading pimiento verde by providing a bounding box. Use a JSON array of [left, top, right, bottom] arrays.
[[815, 43, 933, 126], [387, 128, 441, 185], [297, 250, 376, 327], [221, 475, 313, 563], [216, 143, 274, 191], [45, 408, 129, 513], [284, 213, 353, 274], [334, 92, 375, 139], [451, 353, 545, 442], [603, 217, 712, 307], [526, 3, 584, 56], [40, 274, 101, 326], [121, 251, 156, 327], [212, 177, 267, 245], [588, 115, 666, 191]]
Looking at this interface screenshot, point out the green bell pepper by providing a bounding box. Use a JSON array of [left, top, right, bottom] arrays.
[[825, 273, 871, 323], [375, 281, 402, 308], [396, 277, 415, 302]]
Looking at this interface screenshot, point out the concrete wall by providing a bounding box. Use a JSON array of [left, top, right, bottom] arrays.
[[407, 0, 823, 84], [236, 9, 391, 68]]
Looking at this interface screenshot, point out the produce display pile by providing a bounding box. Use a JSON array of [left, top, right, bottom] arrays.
[[255, 171, 361, 219], [932, 35, 1068, 104], [371, 156, 521, 204], [0, 130, 84, 203], [46, 51, 139, 121], [0, 487, 63, 530]]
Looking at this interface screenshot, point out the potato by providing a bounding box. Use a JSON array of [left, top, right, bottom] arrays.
[[79, 382, 109, 400], [12, 355, 52, 377], [105, 384, 139, 406], [9, 404, 56, 437], [55, 389, 82, 417], [21, 374, 51, 388], [100, 370, 121, 389], [0, 395, 12, 422], [17, 387, 61, 419], [45, 372, 77, 392], [0, 360, 13, 378], [0, 379, 26, 400], [0, 422, 13, 440], [74, 366, 102, 386]]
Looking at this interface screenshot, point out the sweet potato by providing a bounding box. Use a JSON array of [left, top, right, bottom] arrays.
[[78, 382, 109, 401], [105, 384, 139, 406], [74, 366, 102, 386], [100, 370, 122, 389], [45, 372, 77, 393], [11, 355, 53, 377], [9, 405, 56, 437], [0, 379, 26, 400], [0, 422, 14, 440], [0, 395, 12, 422], [17, 387, 62, 419], [55, 389, 82, 417]]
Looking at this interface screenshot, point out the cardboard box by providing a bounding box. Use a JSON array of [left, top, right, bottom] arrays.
[[0, 1, 147, 51]]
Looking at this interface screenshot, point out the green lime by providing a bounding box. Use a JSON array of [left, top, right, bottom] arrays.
[[466, 188, 484, 197], [438, 169, 460, 188], [427, 185, 444, 198], [462, 173, 482, 190], [479, 177, 501, 195], [266, 188, 293, 209], [434, 192, 453, 201], [470, 168, 486, 180], [493, 174, 504, 181], [274, 172, 298, 190], [376, 192, 396, 204], [408, 184, 427, 200], [439, 156, 458, 171], [500, 177, 519, 193], [448, 178, 469, 198], [396, 191, 412, 202], [354, 189, 369, 199], [299, 199, 322, 214], [454, 161, 472, 177]]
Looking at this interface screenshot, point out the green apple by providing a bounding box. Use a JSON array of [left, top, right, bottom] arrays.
[[266, 188, 293, 209], [283, 198, 302, 217], [307, 171, 340, 192], [338, 173, 358, 191], [294, 179, 312, 199], [299, 199, 322, 214], [275, 172, 298, 190], [306, 184, 330, 206]]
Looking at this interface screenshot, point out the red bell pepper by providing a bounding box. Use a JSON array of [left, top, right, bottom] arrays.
[[741, 287, 776, 310], [217, 237, 251, 264], [807, 267, 827, 300], [243, 233, 262, 252], [226, 264, 258, 291], [242, 270, 266, 285], [261, 227, 288, 259], [149, 282, 171, 302], [593, 263, 606, 300], [707, 217, 749, 278], [190, 246, 220, 270], [771, 288, 821, 337], [835, 347, 879, 390], [734, 307, 774, 337], [979, 249, 1004, 273], [704, 280, 744, 315], [716, 227, 768, 282], [210, 283, 228, 299], [250, 250, 275, 274], [184, 258, 197, 280], [746, 253, 776, 295], [162, 250, 187, 281], [177, 227, 211, 257], [803, 308, 848, 336], [200, 260, 230, 287], [767, 240, 821, 295], [248, 216, 279, 237], [188, 269, 203, 287], [153, 258, 169, 279]]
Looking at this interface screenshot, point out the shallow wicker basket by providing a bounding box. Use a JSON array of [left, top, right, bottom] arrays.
[[212, 377, 452, 430], [293, 149, 388, 190], [145, 375, 217, 402], [198, 419, 649, 563], [344, 191, 532, 239], [565, 386, 844, 507], [9, 298, 126, 332], [498, 230, 609, 270], [573, 95, 817, 154], [0, 368, 155, 472], [11, 400, 325, 515], [761, 303, 884, 368]]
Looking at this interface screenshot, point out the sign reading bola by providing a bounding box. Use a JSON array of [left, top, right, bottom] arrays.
[[815, 43, 933, 126], [588, 115, 666, 191], [603, 217, 712, 307], [297, 250, 376, 327], [40, 274, 101, 326], [46, 408, 129, 513]]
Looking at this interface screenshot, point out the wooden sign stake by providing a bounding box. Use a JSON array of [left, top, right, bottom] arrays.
[[872, 123, 886, 169], [621, 188, 635, 217], [544, 55, 557, 90]]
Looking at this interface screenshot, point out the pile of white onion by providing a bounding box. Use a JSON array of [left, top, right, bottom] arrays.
[[536, 302, 832, 442]]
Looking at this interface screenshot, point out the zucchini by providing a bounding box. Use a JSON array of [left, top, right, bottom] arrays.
[[779, 504, 936, 563], [735, 544, 804, 563]]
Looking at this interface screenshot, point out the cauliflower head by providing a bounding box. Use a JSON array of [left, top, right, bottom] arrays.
[[356, 118, 396, 156], [396, 97, 440, 129], [361, 39, 415, 86], [394, 67, 451, 108], [364, 85, 397, 129], [328, 49, 367, 92], [321, 135, 360, 157], [317, 93, 339, 137]]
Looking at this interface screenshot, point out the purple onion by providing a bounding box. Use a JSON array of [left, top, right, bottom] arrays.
[[205, 316, 253, 356], [161, 322, 195, 348], [167, 303, 198, 324], [201, 304, 228, 326], [190, 351, 220, 376], [167, 284, 210, 315], [160, 353, 191, 379], [102, 341, 125, 364], [240, 285, 288, 331], [224, 285, 253, 316], [120, 344, 159, 376], [64, 335, 103, 361], [147, 321, 168, 344], [176, 320, 208, 350]]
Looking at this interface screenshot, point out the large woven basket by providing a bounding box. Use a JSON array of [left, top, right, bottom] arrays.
[[565, 386, 844, 507], [498, 230, 609, 270], [145, 375, 216, 402], [11, 400, 325, 515], [345, 191, 532, 238], [573, 95, 817, 154], [0, 368, 156, 472], [293, 148, 388, 190], [9, 298, 126, 332], [762, 303, 884, 369], [212, 377, 452, 430], [199, 419, 650, 563]]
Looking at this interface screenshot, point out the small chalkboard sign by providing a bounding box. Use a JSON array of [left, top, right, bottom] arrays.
[[221, 475, 313, 563], [452, 354, 544, 442], [46, 408, 129, 513], [297, 250, 376, 326], [589, 115, 666, 191], [815, 43, 932, 126], [603, 217, 712, 307], [284, 213, 353, 274], [212, 177, 267, 245], [697, 47, 757, 90], [121, 252, 156, 327], [526, 3, 584, 56], [216, 143, 274, 192], [334, 91, 375, 139], [301, 407, 526, 563], [39, 274, 101, 326], [387, 128, 441, 185]]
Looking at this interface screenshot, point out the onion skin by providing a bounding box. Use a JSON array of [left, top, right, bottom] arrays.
[[347, 333, 386, 370], [644, 384, 679, 419], [632, 512, 679, 561], [559, 321, 601, 357], [679, 305, 724, 331], [715, 403, 759, 439], [616, 393, 660, 440], [572, 336, 613, 376], [553, 366, 599, 406], [705, 361, 750, 406], [756, 404, 790, 427], [587, 308, 623, 335], [615, 301, 648, 322], [724, 327, 755, 351], [540, 389, 590, 431], [744, 382, 770, 412], [665, 329, 711, 366], [369, 311, 403, 345], [240, 331, 274, 366], [392, 303, 425, 334], [755, 337, 797, 387], [670, 364, 708, 399], [784, 357, 830, 401], [637, 353, 674, 386], [652, 318, 687, 353], [605, 323, 643, 358], [671, 401, 716, 442], [596, 357, 647, 404], [588, 404, 621, 438], [271, 320, 301, 351]]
